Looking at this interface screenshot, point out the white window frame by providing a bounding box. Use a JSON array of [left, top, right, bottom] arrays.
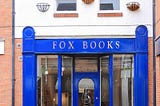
[[0, 39, 5, 54]]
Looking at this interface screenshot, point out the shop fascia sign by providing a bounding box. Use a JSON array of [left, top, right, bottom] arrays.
[[52, 39, 120, 50]]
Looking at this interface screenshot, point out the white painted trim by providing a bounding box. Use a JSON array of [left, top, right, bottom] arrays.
[[0, 40, 4, 54]]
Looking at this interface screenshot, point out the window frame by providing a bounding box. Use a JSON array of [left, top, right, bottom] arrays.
[[56, 0, 77, 12], [99, 0, 120, 11]]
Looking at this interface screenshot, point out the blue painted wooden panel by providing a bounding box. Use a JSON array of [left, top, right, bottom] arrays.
[[58, 55, 62, 106], [23, 26, 35, 53], [109, 55, 113, 106], [135, 25, 148, 53], [134, 54, 148, 106], [23, 54, 36, 106], [73, 72, 100, 106], [35, 38, 135, 54]]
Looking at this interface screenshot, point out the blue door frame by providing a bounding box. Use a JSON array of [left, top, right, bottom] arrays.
[[73, 56, 101, 106], [22, 25, 148, 106], [73, 72, 100, 106]]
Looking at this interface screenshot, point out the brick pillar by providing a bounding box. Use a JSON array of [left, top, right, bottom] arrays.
[[0, 0, 12, 106]]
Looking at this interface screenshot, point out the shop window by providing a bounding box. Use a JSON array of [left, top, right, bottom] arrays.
[[101, 56, 109, 106], [37, 56, 59, 106], [37, 55, 134, 106], [113, 54, 134, 106], [100, 0, 120, 10], [56, 0, 76, 11], [61, 56, 72, 106], [37, 56, 72, 106]]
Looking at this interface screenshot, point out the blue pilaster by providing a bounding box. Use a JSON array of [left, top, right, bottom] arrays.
[[134, 25, 148, 106], [23, 27, 36, 106]]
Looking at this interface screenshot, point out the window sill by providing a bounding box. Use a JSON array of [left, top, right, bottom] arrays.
[[54, 13, 79, 18], [97, 12, 123, 17]]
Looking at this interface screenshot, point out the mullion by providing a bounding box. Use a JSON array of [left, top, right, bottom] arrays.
[[58, 55, 62, 106], [109, 54, 113, 106]]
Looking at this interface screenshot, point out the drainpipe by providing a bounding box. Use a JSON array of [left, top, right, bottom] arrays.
[[12, 0, 15, 105], [152, 0, 156, 105]]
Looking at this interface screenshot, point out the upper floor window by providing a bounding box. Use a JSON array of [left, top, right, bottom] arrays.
[[100, 0, 120, 10], [56, 0, 76, 11]]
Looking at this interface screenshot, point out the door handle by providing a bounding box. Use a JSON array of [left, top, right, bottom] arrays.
[[96, 97, 98, 100]]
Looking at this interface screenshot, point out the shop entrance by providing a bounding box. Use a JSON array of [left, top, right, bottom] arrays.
[[74, 73, 99, 106], [73, 56, 101, 106]]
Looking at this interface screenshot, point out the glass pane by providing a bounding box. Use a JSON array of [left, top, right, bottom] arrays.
[[62, 56, 72, 106], [78, 78, 94, 106], [57, 0, 76, 11], [113, 54, 134, 106], [37, 56, 58, 106], [75, 57, 98, 72], [101, 56, 109, 106], [100, 4, 113, 10], [100, 0, 120, 10]]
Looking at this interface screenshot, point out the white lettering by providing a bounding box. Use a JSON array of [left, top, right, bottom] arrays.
[[59, 41, 66, 49], [98, 41, 105, 49], [107, 41, 113, 49], [68, 41, 74, 49], [53, 41, 57, 49], [52, 40, 121, 50], [115, 41, 120, 49], [90, 41, 96, 49], [83, 41, 88, 49]]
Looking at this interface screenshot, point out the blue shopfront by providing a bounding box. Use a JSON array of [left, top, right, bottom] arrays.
[[23, 25, 148, 106]]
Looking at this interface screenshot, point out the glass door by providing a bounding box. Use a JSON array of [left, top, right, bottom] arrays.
[[73, 56, 100, 106], [78, 78, 95, 106]]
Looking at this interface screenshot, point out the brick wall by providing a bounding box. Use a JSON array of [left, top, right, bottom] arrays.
[[156, 0, 160, 105], [0, 0, 12, 106], [148, 37, 153, 106], [15, 39, 22, 106], [156, 56, 160, 105], [156, 0, 160, 36]]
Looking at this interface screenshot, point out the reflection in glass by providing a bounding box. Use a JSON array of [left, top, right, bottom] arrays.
[[113, 55, 134, 106], [75, 57, 98, 72], [37, 56, 58, 106], [57, 0, 76, 11], [37, 56, 72, 106], [100, 0, 120, 10], [101, 56, 109, 106], [78, 78, 94, 106], [62, 56, 72, 106]]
